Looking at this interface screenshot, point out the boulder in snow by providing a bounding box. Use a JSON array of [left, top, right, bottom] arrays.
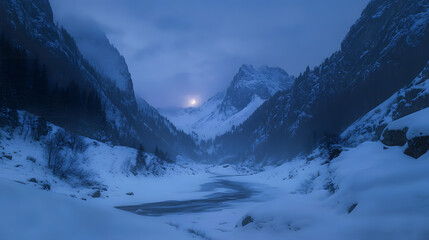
[[28, 178, 38, 183], [348, 203, 358, 214], [404, 136, 429, 159], [382, 108, 429, 158], [91, 190, 101, 198], [41, 183, 51, 191], [381, 128, 408, 146], [241, 215, 254, 227]]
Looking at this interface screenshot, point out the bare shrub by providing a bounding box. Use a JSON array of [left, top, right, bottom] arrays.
[[45, 129, 91, 183], [67, 132, 88, 153], [121, 158, 133, 176]]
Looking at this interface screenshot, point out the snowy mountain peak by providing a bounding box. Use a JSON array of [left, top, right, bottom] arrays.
[[238, 64, 289, 78], [233, 64, 292, 92], [222, 64, 294, 112], [160, 65, 294, 139]]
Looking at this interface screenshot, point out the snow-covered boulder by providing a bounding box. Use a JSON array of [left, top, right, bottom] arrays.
[[382, 108, 429, 158]]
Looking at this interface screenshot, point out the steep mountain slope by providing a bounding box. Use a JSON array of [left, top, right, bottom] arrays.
[[212, 0, 429, 163], [161, 65, 294, 139], [61, 19, 197, 156], [342, 61, 429, 145], [64, 20, 135, 99], [0, 0, 196, 157], [220, 64, 294, 114]]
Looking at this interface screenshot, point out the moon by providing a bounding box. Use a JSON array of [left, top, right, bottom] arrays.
[[190, 98, 197, 106]]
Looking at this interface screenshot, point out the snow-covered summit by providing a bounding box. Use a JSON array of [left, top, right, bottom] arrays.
[[222, 64, 293, 112], [160, 65, 294, 139]]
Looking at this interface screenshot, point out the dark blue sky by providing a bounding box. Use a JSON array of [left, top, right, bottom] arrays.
[[51, 0, 369, 108]]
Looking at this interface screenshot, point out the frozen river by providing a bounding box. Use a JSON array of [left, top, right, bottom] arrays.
[[116, 176, 260, 216]]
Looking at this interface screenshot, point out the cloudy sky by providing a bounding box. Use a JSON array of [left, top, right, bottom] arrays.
[[50, 0, 369, 108]]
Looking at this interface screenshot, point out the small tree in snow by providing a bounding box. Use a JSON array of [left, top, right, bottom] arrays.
[[154, 146, 172, 163], [31, 117, 50, 141], [135, 144, 146, 169], [45, 129, 88, 178]]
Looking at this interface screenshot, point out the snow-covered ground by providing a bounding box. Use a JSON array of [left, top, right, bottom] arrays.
[[386, 107, 429, 139], [0, 178, 192, 240], [1, 111, 429, 239], [233, 142, 429, 240], [0, 125, 260, 239]]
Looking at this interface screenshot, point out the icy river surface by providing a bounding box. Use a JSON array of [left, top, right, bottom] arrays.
[[116, 176, 262, 216]]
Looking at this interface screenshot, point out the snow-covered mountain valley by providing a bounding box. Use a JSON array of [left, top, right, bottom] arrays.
[[1, 108, 429, 239], [1, 0, 429, 239]]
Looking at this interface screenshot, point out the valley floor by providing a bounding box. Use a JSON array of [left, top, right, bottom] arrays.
[[1, 128, 429, 240]]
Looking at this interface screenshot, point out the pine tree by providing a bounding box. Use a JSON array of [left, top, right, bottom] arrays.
[[33, 117, 49, 141], [154, 146, 160, 158], [8, 107, 19, 131]]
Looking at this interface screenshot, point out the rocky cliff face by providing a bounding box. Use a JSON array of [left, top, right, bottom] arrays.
[[212, 0, 429, 163], [0, 0, 82, 81], [63, 20, 135, 98], [220, 64, 294, 114]]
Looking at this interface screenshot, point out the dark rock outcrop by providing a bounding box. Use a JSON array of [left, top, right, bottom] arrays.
[[329, 147, 343, 160], [404, 136, 429, 159], [382, 128, 408, 146], [241, 215, 254, 227], [91, 190, 101, 198], [41, 183, 51, 191], [28, 178, 38, 183], [348, 203, 358, 214]]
